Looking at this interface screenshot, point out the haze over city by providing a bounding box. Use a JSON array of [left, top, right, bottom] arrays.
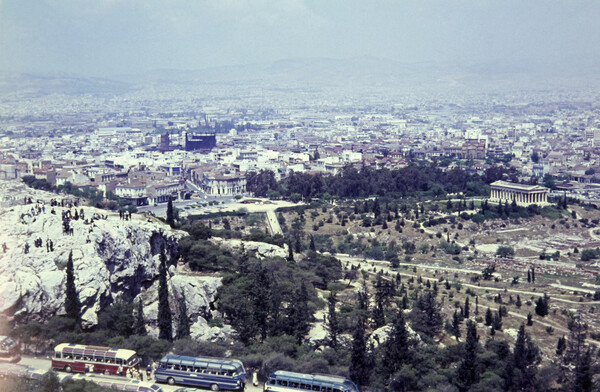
[[2, 0, 600, 80], [2, 1, 600, 392]]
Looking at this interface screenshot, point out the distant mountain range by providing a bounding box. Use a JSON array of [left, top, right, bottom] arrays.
[[1, 57, 599, 97]]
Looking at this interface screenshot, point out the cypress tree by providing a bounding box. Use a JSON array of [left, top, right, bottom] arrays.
[[157, 245, 173, 341], [349, 317, 370, 387], [64, 250, 80, 322], [309, 235, 316, 251], [515, 295, 522, 308], [373, 198, 381, 218], [325, 292, 339, 349], [556, 336, 567, 356], [475, 296, 479, 315], [166, 196, 174, 227], [527, 269, 531, 283], [287, 239, 294, 262], [464, 296, 470, 319], [133, 299, 147, 336], [531, 267, 535, 282], [452, 310, 461, 341], [527, 313, 533, 325], [485, 307, 493, 326], [456, 320, 479, 392], [372, 300, 385, 329], [176, 294, 191, 340]]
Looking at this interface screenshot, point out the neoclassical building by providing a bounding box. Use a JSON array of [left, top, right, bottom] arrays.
[[489, 180, 549, 206]]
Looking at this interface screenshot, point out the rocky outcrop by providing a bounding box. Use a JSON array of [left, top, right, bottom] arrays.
[[210, 237, 288, 259], [0, 188, 230, 341]]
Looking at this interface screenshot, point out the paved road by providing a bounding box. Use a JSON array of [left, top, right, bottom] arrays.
[[16, 356, 264, 392], [265, 210, 283, 236]]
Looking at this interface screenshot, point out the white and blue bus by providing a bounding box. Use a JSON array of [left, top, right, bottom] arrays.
[[264, 371, 359, 392], [154, 354, 246, 391]]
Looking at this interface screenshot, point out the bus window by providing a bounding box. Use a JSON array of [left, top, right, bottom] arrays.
[[333, 389, 341, 392], [173, 365, 181, 371], [159, 362, 166, 369], [268, 380, 276, 385], [116, 359, 123, 365], [55, 352, 61, 359], [194, 367, 201, 373], [312, 385, 320, 391]]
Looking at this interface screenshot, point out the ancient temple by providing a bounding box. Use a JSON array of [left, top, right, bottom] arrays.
[[489, 180, 549, 206]]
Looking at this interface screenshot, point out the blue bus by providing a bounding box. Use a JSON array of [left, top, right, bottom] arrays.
[[154, 354, 246, 391], [264, 371, 359, 392]]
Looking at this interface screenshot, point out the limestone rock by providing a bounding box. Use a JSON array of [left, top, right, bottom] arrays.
[[0, 189, 230, 341], [210, 237, 287, 259]]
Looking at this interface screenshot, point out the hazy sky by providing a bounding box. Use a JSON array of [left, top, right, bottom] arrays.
[[1, 0, 599, 77]]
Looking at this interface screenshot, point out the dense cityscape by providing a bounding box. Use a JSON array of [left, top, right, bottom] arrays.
[[1, 1, 600, 392]]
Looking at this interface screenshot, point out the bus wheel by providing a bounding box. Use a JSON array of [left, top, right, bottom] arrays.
[[211, 383, 220, 391], [64, 365, 72, 373], [167, 377, 175, 385]]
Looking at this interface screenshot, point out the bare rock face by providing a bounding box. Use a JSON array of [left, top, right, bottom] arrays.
[[210, 237, 287, 259], [0, 192, 229, 341]]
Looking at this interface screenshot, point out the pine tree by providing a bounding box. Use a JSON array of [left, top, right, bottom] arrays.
[[382, 309, 410, 377], [176, 294, 191, 340], [456, 320, 480, 392], [325, 292, 339, 349], [527, 313, 533, 326], [294, 235, 302, 253], [527, 270, 531, 283], [381, 219, 387, 229], [464, 296, 470, 319], [309, 235, 316, 251], [516, 295, 522, 308], [349, 317, 370, 387], [166, 196, 175, 227], [157, 245, 173, 341], [512, 324, 540, 391], [572, 348, 594, 392], [133, 299, 147, 336], [475, 296, 479, 315], [531, 267, 535, 282], [286, 282, 311, 344], [372, 300, 386, 329], [64, 250, 80, 322]]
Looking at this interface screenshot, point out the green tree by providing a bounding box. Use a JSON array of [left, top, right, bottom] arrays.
[[64, 250, 80, 323], [496, 245, 515, 258], [176, 294, 191, 340], [382, 309, 411, 377], [512, 324, 540, 391], [464, 296, 470, 319], [133, 299, 147, 336], [572, 348, 594, 392], [456, 320, 480, 392], [325, 292, 340, 349], [158, 245, 173, 341], [452, 310, 462, 341], [409, 291, 443, 339], [285, 282, 311, 344], [349, 317, 370, 387], [40, 371, 61, 392], [97, 296, 134, 337], [485, 307, 493, 326], [535, 293, 549, 317], [166, 196, 175, 227]]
